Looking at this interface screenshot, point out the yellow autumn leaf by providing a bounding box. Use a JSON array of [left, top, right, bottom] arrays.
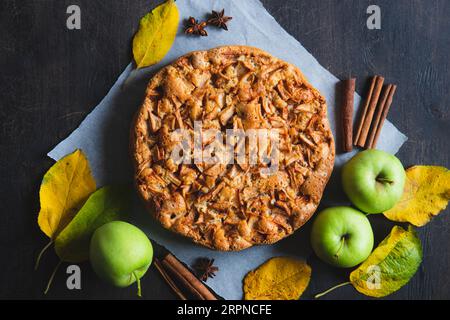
[[349, 225, 422, 298], [132, 0, 179, 69], [243, 257, 311, 300], [384, 166, 450, 226], [38, 149, 96, 239], [315, 226, 422, 299]]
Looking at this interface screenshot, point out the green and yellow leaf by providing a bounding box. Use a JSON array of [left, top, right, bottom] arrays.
[[132, 0, 179, 69], [384, 166, 450, 226], [55, 186, 131, 263], [38, 149, 96, 239], [350, 225, 422, 298], [243, 257, 311, 300]]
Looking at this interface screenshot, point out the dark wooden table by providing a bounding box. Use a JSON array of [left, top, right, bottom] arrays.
[[1, 0, 449, 300]]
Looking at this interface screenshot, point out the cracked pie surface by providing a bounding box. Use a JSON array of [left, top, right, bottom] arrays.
[[131, 46, 335, 251]]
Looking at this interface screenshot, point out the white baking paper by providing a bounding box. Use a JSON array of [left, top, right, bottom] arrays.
[[48, 0, 407, 299]]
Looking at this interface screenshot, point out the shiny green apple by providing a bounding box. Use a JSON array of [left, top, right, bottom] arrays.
[[342, 149, 406, 213], [90, 221, 153, 296], [311, 206, 374, 268]]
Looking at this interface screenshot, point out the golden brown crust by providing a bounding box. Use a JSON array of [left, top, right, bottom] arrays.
[[131, 46, 335, 251]]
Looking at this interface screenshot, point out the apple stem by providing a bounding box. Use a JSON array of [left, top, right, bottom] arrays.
[[314, 282, 351, 299], [376, 177, 394, 184], [133, 272, 142, 298], [334, 237, 346, 260], [44, 260, 62, 295], [35, 240, 53, 271]]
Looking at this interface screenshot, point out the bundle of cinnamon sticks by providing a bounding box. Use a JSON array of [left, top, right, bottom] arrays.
[[341, 75, 397, 152], [154, 253, 218, 300]]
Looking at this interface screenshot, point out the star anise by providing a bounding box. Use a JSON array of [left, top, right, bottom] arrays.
[[184, 17, 208, 36], [192, 258, 219, 282], [207, 9, 232, 30]]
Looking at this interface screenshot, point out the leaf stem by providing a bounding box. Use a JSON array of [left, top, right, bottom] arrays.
[[315, 282, 351, 299], [35, 240, 53, 271], [133, 272, 142, 298], [44, 260, 62, 295], [121, 68, 139, 90]]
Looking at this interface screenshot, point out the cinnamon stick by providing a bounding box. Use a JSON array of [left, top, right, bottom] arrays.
[[366, 84, 394, 148], [354, 76, 377, 144], [162, 254, 217, 300], [355, 76, 385, 147], [341, 78, 356, 152], [369, 84, 397, 149], [154, 258, 188, 300]]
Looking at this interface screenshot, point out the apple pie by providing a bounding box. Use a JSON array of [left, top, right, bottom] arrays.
[[131, 46, 335, 251]]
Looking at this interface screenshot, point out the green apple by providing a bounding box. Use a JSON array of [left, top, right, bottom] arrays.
[[342, 149, 406, 213], [90, 221, 153, 296], [311, 206, 374, 268]]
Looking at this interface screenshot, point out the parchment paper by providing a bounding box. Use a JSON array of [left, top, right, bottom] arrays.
[[48, 0, 407, 299]]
